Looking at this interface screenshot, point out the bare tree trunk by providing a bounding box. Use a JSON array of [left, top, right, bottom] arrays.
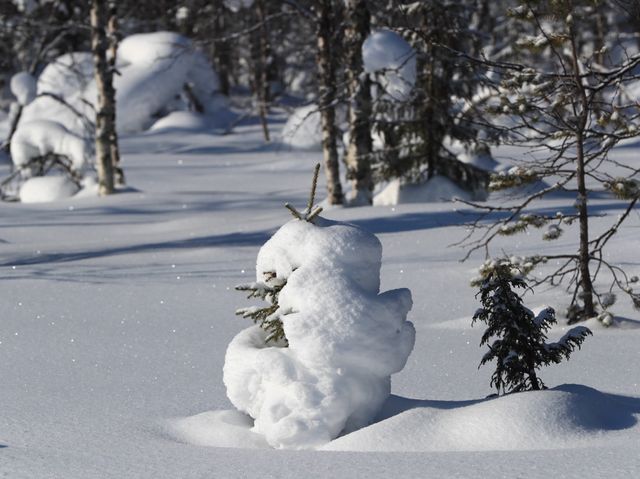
[[316, 0, 343, 205], [212, 0, 232, 96], [570, 28, 596, 321], [91, 0, 115, 195], [344, 0, 373, 205], [252, 0, 271, 142], [107, 1, 124, 186]]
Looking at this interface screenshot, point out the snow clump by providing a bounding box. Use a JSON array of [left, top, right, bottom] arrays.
[[281, 104, 322, 150], [10, 72, 37, 106], [223, 218, 415, 449], [362, 29, 416, 101], [10, 120, 89, 172], [19, 176, 79, 203]]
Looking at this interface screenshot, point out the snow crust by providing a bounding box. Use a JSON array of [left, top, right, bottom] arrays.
[[281, 105, 323, 150], [374, 176, 473, 206], [10, 72, 37, 106], [19, 176, 79, 203], [224, 218, 415, 449], [363, 29, 416, 101], [10, 119, 89, 171]]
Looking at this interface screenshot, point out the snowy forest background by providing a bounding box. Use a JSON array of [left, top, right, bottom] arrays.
[[1, 0, 640, 477]]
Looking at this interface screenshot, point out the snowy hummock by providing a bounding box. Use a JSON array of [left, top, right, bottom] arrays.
[[19, 32, 230, 136], [18, 176, 79, 203], [223, 218, 415, 449], [10, 119, 89, 172], [323, 384, 638, 452], [374, 176, 473, 206], [362, 29, 416, 101]]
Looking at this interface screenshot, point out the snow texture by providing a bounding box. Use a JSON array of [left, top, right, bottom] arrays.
[[10, 119, 89, 172], [281, 104, 322, 150], [10, 72, 37, 106], [223, 218, 415, 449], [374, 175, 473, 206], [19, 176, 79, 203], [362, 29, 416, 101]]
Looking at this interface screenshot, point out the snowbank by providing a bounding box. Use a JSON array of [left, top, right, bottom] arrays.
[[281, 105, 323, 150], [19, 176, 79, 203], [324, 384, 638, 452], [363, 29, 416, 101], [223, 218, 415, 449], [10, 120, 89, 172], [167, 410, 269, 449], [374, 176, 473, 206]]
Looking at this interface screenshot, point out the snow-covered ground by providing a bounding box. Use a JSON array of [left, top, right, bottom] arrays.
[[1, 117, 639, 477]]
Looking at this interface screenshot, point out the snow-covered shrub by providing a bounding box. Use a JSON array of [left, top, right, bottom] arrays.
[[19, 176, 79, 203], [280, 104, 322, 150], [19, 32, 230, 137], [10, 120, 89, 173], [362, 29, 416, 101], [223, 217, 415, 449], [472, 259, 592, 394]]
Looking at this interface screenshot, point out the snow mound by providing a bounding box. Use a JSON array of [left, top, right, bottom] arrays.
[[324, 385, 640, 452], [374, 176, 473, 206], [20, 32, 229, 136], [281, 105, 322, 150], [10, 71, 37, 105], [363, 29, 416, 101], [149, 111, 210, 132], [167, 410, 269, 449], [11, 120, 89, 171], [223, 218, 415, 449], [19, 176, 79, 203]]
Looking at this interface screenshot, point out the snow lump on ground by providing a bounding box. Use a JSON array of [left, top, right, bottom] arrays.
[[223, 217, 415, 449]]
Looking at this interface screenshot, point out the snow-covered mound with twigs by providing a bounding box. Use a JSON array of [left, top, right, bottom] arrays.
[[223, 217, 415, 449], [19, 32, 230, 136]]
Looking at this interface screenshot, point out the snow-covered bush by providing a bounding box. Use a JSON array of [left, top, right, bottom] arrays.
[[224, 216, 415, 449], [280, 105, 322, 150], [19, 32, 231, 137], [472, 260, 592, 394], [362, 29, 416, 101]]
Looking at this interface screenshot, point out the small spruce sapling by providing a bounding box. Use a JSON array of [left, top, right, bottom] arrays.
[[235, 164, 324, 346], [472, 260, 592, 395]]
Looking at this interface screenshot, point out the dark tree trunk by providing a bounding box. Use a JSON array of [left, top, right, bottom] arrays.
[[252, 0, 271, 142], [344, 0, 373, 205]]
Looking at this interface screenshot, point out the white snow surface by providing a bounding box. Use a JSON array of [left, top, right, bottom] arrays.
[[18, 175, 79, 203], [362, 29, 416, 101], [1, 113, 639, 477], [10, 71, 37, 106], [374, 175, 473, 206], [224, 218, 415, 449], [10, 119, 89, 171]]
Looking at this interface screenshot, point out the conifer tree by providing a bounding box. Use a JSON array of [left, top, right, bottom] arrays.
[[473, 260, 592, 395]]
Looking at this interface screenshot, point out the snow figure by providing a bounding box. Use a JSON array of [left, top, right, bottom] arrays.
[[223, 166, 415, 449]]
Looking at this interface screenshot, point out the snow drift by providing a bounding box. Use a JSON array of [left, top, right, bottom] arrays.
[[324, 384, 640, 452], [223, 218, 415, 449]]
